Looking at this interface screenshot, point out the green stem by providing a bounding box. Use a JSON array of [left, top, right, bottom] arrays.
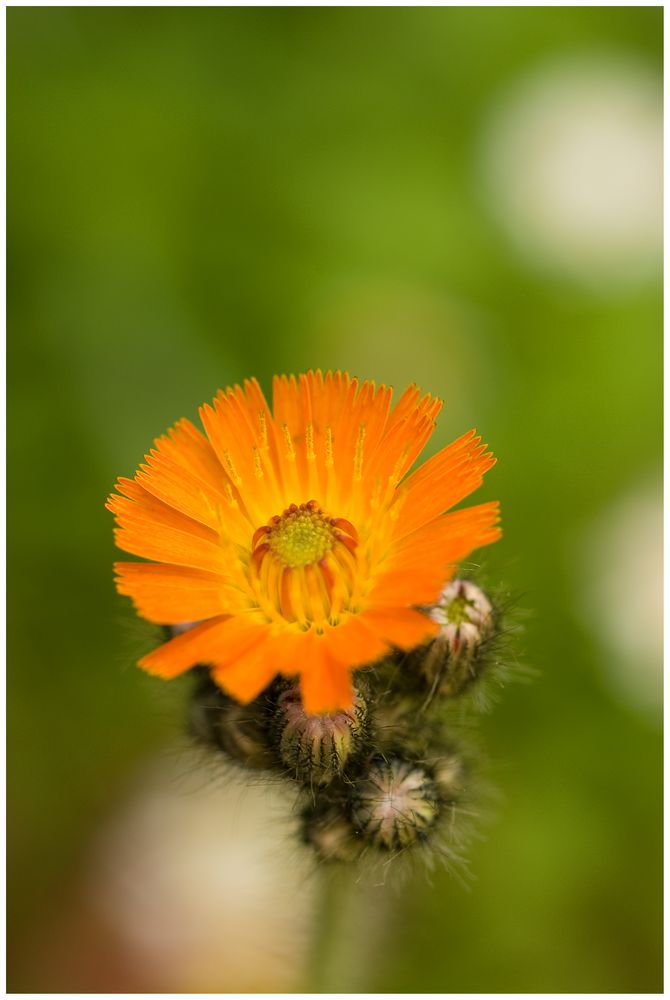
[[306, 869, 392, 993]]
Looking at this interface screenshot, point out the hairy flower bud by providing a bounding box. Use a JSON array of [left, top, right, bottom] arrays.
[[432, 579, 494, 654], [189, 673, 276, 771], [273, 683, 368, 784], [419, 579, 494, 697], [350, 757, 440, 850], [301, 804, 362, 863]]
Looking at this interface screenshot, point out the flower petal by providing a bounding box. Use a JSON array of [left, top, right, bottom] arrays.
[[299, 634, 355, 714], [322, 615, 391, 668], [359, 606, 440, 651], [107, 479, 218, 542], [115, 562, 248, 623], [211, 633, 279, 702], [112, 519, 228, 574], [139, 613, 266, 679], [371, 502, 502, 604], [394, 431, 496, 537]]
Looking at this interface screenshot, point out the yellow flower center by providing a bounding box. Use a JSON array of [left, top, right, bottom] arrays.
[[250, 501, 359, 625], [267, 502, 335, 568]]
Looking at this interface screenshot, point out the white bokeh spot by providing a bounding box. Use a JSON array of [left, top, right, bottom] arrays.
[[575, 476, 662, 716], [481, 55, 662, 287]]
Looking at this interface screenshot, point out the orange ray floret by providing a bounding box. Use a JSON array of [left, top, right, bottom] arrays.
[[107, 370, 501, 714]]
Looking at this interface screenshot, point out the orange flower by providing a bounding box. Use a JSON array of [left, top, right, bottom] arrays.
[[107, 371, 501, 714]]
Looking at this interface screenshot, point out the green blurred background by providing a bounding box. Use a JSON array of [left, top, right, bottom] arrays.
[[8, 7, 662, 993]]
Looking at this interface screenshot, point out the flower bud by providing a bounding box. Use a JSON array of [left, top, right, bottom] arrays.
[[273, 684, 367, 785], [350, 757, 440, 850], [189, 674, 276, 771], [422, 579, 494, 697], [432, 579, 493, 652], [301, 805, 362, 863]]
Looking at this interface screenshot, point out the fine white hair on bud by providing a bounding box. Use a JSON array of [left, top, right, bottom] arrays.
[[273, 683, 368, 785], [350, 758, 440, 851]]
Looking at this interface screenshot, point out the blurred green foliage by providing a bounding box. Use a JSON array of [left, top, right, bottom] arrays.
[[8, 7, 662, 993]]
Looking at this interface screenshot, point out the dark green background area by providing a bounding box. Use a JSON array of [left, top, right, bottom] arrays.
[[8, 7, 662, 993]]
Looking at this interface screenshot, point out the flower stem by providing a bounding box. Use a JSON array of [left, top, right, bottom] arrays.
[[305, 869, 392, 992]]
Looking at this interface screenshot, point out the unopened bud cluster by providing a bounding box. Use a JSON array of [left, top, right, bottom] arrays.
[[188, 578, 517, 873]]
